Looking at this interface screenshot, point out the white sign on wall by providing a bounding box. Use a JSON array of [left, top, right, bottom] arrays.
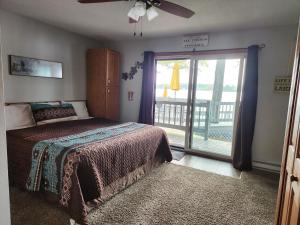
[[274, 76, 292, 93], [182, 34, 209, 49]]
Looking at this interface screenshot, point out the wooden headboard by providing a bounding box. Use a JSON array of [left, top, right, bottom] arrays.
[[5, 100, 86, 106]]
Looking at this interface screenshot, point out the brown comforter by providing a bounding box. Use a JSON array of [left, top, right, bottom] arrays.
[[6, 118, 172, 225]]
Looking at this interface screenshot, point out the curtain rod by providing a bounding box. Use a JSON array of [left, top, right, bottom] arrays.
[[154, 44, 266, 57]]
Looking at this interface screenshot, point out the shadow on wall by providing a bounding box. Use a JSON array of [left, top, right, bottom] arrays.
[[71, 42, 86, 100]]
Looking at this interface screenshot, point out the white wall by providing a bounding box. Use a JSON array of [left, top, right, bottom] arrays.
[[0, 20, 11, 225], [0, 9, 102, 102], [107, 25, 298, 171]]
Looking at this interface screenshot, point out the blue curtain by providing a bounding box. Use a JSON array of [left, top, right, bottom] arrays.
[[233, 45, 259, 170], [138, 51, 155, 125]]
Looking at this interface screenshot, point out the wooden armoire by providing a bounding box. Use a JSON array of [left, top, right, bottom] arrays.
[[275, 21, 300, 225], [86, 48, 120, 121]]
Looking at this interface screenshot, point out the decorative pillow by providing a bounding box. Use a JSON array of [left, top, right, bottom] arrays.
[[30, 103, 77, 125], [5, 104, 36, 130], [64, 101, 90, 119]]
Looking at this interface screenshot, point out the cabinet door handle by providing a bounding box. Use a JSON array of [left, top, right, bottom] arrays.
[[108, 79, 111, 84], [107, 89, 110, 93]]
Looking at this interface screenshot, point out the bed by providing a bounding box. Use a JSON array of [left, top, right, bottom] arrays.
[[6, 117, 172, 225]]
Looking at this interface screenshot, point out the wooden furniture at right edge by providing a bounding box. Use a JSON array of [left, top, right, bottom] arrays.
[[275, 20, 300, 225], [86, 48, 120, 121]]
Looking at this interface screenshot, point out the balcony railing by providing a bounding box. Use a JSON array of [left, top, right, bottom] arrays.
[[154, 99, 236, 141]]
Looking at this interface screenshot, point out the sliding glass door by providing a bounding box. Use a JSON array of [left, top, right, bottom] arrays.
[[155, 52, 245, 159], [154, 59, 191, 147], [190, 55, 245, 158]]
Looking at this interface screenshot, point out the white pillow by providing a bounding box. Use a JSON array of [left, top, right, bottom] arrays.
[[5, 104, 36, 130], [65, 101, 90, 119]]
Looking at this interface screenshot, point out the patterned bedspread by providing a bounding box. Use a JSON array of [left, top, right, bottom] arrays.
[[7, 119, 172, 225]]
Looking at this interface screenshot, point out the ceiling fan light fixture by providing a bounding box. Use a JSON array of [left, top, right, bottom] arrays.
[[133, 1, 146, 17], [146, 7, 159, 21], [128, 7, 140, 21], [128, 1, 146, 21]]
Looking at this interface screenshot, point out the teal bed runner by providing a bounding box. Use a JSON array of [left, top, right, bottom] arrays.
[[26, 122, 146, 194]]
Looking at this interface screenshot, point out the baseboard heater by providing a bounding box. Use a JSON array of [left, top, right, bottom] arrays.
[[252, 160, 281, 173]]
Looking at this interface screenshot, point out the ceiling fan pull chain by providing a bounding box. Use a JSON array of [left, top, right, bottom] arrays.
[[133, 21, 137, 37], [140, 16, 143, 38]]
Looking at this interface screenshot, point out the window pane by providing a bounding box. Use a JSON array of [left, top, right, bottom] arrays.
[[154, 59, 190, 147]]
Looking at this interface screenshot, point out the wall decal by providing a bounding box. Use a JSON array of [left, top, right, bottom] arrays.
[[122, 61, 143, 81]]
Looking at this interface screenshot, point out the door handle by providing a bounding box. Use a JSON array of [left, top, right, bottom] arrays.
[[291, 175, 298, 182]]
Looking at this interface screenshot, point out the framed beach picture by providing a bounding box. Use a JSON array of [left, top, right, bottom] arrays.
[[9, 55, 63, 79]]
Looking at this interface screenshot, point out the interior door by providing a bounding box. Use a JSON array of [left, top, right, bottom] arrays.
[[276, 21, 300, 225]]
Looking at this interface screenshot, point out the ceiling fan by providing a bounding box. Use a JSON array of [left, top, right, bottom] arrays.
[[78, 0, 195, 23]]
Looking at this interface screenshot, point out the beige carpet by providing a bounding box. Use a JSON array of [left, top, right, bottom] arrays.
[[10, 163, 278, 225]]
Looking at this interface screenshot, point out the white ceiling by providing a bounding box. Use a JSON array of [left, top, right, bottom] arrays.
[[0, 0, 299, 41]]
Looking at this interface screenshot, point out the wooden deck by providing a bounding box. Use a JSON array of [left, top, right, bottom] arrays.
[[161, 127, 232, 157], [155, 99, 234, 157], [155, 99, 235, 142]]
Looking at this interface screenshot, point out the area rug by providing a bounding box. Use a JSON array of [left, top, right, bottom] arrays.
[[171, 150, 185, 161], [10, 163, 278, 225]]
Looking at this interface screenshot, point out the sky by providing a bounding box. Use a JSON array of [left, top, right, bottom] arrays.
[[155, 58, 242, 101], [156, 59, 240, 86]]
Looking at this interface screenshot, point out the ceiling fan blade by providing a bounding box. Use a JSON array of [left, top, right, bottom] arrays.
[[78, 0, 124, 3], [156, 0, 195, 18]]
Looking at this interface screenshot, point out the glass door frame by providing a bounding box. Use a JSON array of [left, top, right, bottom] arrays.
[[154, 50, 246, 161], [185, 52, 246, 161], [154, 55, 193, 150]]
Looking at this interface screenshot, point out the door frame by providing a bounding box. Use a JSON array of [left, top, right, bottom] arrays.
[[186, 52, 246, 161], [275, 21, 300, 225], [154, 56, 193, 150], [154, 49, 246, 161]]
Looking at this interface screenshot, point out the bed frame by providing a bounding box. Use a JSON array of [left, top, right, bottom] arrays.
[[5, 100, 86, 106]]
